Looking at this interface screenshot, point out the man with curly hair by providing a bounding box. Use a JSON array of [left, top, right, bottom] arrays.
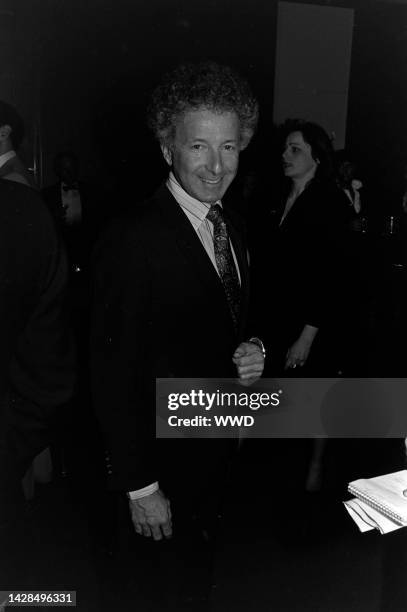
[[91, 61, 263, 605]]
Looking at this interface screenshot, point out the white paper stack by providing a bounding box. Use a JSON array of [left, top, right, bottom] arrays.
[[344, 470, 407, 535]]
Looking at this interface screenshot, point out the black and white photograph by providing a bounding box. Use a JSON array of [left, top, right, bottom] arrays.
[[1, 0, 407, 610]]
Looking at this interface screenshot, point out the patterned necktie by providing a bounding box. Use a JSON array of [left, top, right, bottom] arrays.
[[206, 204, 241, 330]]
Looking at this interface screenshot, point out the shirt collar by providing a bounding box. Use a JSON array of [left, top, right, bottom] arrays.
[[166, 172, 221, 230], [0, 150, 16, 168]]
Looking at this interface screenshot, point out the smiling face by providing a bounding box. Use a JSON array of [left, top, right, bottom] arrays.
[[161, 108, 241, 203], [282, 131, 318, 182]]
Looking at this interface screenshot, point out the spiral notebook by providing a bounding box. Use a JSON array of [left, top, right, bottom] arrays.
[[344, 470, 407, 534]]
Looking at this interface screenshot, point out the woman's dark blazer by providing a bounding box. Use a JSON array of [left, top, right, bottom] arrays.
[[262, 178, 351, 368]]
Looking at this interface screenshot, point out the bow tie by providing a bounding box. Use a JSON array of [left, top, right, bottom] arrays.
[[62, 182, 79, 192]]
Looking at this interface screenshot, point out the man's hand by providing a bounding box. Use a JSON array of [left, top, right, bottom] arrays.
[[129, 489, 172, 541], [233, 341, 265, 386]]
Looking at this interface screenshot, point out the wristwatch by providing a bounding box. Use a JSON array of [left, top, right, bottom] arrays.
[[249, 337, 266, 359]]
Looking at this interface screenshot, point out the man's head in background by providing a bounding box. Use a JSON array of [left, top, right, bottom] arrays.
[[0, 100, 25, 155], [148, 61, 259, 204], [53, 151, 79, 187]]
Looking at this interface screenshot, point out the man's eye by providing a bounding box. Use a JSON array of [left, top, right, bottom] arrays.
[[224, 145, 236, 152], [192, 144, 203, 150]]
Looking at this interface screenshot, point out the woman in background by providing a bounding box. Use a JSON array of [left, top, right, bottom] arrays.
[[261, 119, 351, 489], [266, 118, 350, 375]]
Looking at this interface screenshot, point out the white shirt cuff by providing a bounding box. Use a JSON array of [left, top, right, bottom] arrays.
[[127, 481, 159, 500]]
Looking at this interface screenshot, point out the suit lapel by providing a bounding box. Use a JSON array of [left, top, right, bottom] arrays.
[[224, 208, 250, 336], [225, 211, 249, 293], [0, 158, 14, 177], [0, 156, 36, 188]]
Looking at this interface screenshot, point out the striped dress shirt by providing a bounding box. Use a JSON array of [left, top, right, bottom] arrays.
[[166, 172, 241, 284]]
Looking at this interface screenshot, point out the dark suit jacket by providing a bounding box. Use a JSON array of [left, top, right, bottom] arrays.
[[0, 154, 36, 189], [91, 184, 250, 492], [0, 179, 76, 514]]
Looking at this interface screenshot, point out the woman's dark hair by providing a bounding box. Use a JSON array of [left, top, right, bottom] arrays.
[[148, 61, 259, 149], [0, 100, 25, 149], [279, 118, 335, 179]]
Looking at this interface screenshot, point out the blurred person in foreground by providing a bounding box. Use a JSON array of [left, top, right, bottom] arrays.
[[0, 178, 75, 595], [0, 101, 53, 497]]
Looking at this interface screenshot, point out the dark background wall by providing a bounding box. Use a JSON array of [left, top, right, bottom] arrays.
[[1, 0, 406, 211], [347, 1, 407, 212]]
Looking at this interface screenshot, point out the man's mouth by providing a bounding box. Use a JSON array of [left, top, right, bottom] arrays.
[[200, 177, 222, 185]]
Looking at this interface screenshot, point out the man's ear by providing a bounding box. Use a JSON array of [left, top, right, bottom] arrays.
[[239, 130, 253, 152], [160, 143, 173, 167], [0, 124, 12, 143]]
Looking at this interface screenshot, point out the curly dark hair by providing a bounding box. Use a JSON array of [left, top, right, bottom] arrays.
[[0, 100, 25, 149], [148, 61, 259, 149], [279, 118, 335, 180]]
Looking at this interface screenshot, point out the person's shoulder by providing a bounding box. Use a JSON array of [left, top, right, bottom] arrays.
[[1, 154, 37, 187], [311, 177, 341, 195], [223, 202, 246, 232], [0, 177, 46, 211], [2, 171, 31, 187], [113, 190, 162, 227], [308, 178, 347, 206], [0, 179, 58, 246], [95, 191, 161, 252], [310, 179, 351, 225], [321, 180, 351, 212]]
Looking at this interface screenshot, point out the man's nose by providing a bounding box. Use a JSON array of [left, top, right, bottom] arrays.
[[206, 149, 223, 174]]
